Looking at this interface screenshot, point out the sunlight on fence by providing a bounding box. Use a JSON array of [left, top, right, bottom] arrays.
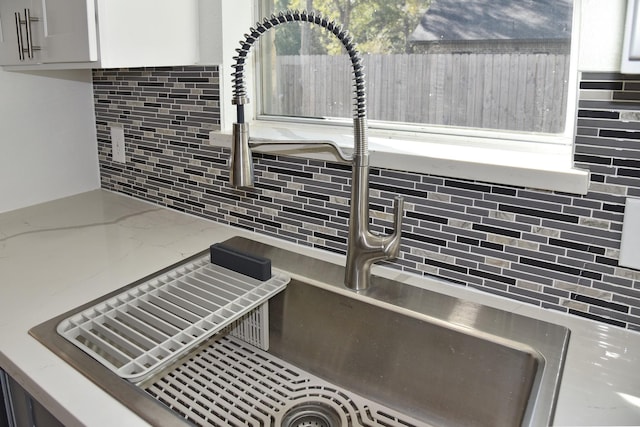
[[263, 53, 570, 133]]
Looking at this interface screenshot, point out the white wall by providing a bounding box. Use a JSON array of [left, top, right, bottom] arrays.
[[199, 0, 254, 132], [578, 0, 626, 71], [0, 68, 100, 213]]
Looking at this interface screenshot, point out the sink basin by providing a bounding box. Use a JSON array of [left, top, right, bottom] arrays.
[[268, 280, 541, 426], [30, 236, 569, 427]]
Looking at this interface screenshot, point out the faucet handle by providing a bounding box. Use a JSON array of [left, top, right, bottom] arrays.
[[393, 196, 404, 231], [386, 195, 404, 258]]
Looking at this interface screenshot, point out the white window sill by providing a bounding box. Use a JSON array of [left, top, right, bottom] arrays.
[[210, 121, 590, 195]]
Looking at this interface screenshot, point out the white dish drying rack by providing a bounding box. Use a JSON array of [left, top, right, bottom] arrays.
[[56, 253, 289, 382]]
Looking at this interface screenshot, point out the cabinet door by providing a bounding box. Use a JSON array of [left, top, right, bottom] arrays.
[[0, 370, 9, 427], [40, 0, 96, 63], [0, 370, 64, 427], [0, 0, 18, 64], [0, 0, 95, 65], [0, 0, 40, 65]]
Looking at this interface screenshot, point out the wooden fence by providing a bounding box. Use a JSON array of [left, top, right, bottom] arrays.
[[263, 53, 570, 133]]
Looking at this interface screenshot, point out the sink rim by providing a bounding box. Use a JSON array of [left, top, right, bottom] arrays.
[[29, 236, 570, 427]]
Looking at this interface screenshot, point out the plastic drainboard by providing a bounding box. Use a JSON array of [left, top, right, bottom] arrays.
[[56, 254, 289, 382]]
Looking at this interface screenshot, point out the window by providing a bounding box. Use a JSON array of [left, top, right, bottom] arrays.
[[258, 0, 573, 135], [238, 0, 588, 194]]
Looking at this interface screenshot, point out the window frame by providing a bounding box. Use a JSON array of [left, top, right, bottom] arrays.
[[213, 0, 590, 195]]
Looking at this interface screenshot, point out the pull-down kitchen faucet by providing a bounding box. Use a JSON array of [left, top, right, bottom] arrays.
[[229, 10, 404, 291]]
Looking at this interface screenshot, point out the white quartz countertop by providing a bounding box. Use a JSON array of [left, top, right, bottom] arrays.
[[0, 190, 639, 426]]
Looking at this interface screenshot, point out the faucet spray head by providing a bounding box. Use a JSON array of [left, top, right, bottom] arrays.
[[230, 122, 254, 188]]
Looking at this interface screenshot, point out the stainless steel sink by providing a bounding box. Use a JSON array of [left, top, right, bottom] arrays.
[[30, 236, 569, 427], [268, 280, 541, 427]]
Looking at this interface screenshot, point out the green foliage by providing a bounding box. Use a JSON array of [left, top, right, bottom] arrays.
[[272, 0, 330, 54], [271, 0, 431, 55]]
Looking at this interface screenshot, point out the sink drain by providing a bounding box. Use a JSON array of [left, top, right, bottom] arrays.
[[280, 403, 342, 427]]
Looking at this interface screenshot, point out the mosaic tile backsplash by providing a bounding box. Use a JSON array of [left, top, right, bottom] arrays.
[[94, 67, 640, 331]]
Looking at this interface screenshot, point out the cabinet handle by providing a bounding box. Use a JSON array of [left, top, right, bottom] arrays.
[[23, 8, 40, 59], [14, 9, 40, 61], [14, 12, 24, 60]]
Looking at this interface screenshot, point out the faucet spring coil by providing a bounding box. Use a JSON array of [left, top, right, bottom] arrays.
[[231, 9, 367, 120]]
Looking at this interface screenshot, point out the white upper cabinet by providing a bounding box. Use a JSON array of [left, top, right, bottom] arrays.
[[0, 0, 200, 68]]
